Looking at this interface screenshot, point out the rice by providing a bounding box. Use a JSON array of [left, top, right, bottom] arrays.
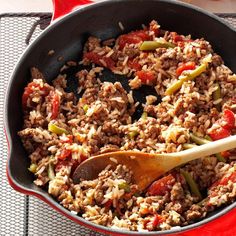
[[110, 157, 118, 164], [18, 20, 236, 232], [106, 49, 114, 58], [118, 21, 125, 31]]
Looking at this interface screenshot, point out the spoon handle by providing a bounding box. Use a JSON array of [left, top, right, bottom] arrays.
[[177, 135, 236, 164]]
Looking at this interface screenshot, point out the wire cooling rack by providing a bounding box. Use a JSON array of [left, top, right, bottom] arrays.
[[0, 12, 236, 236]]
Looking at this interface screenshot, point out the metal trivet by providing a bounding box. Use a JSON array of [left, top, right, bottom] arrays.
[[1, 12, 236, 236]]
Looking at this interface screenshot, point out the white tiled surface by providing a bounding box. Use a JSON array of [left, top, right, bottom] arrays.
[[0, 0, 236, 14], [0, 0, 53, 13]]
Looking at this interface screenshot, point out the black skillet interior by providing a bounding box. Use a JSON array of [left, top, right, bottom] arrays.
[[5, 0, 236, 234], [63, 64, 160, 120]]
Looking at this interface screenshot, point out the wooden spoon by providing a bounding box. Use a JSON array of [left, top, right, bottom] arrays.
[[73, 135, 236, 190]]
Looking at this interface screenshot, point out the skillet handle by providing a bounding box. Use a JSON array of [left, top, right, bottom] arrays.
[[51, 0, 95, 22]]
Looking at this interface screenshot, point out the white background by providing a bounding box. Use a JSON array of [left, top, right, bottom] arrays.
[[0, 0, 236, 14], [0, 0, 52, 13]]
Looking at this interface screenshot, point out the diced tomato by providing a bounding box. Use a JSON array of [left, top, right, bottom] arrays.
[[174, 35, 184, 42], [50, 92, 60, 120], [176, 62, 196, 76], [146, 214, 164, 230], [84, 51, 100, 64], [60, 135, 73, 144], [152, 214, 164, 228], [22, 82, 49, 109], [104, 199, 112, 209], [175, 35, 184, 42], [83, 52, 115, 69], [149, 24, 159, 37], [128, 59, 142, 71], [76, 133, 86, 143], [22, 82, 38, 108], [55, 159, 71, 172], [55, 157, 78, 174], [208, 109, 235, 140], [221, 109, 235, 130], [118, 35, 142, 49], [118, 30, 150, 49], [132, 30, 150, 40], [136, 71, 156, 84], [171, 32, 184, 43], [208, 126, 231, 141], [103, 56, 115, 69], [171, 32, 193, 46], [22, 92, 30, 108], [57, 148, 71, 160], [172, 172, 185, 185], [220, 172, 236, 185], [148, 174, 175, 196], [221, 150, 231, 158], [80, 154, 88, 163], [210, 171, 236, 189]]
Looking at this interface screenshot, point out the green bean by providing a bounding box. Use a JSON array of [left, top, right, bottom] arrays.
[[165, 80, 183, 96], [215, 153, 226, 163], [205, 135, 226, 162], [183, 143, 198, 150], [118, 182, 131, 193], [140, 40, 175, 51], [197, 198, 208, 206], [190, 133, 210, 145], [83, 104, 89, 113], [165, 63, 207, 95], [190, 134, 227, 162], [28, 163, 37, 173], [204, 135, 211, 141], [48, 123, 68, 135], [128, 130, 139, 139], [213, 83, 222, 111], [141, 112, 148, 120], [180, 169, 202, 199]]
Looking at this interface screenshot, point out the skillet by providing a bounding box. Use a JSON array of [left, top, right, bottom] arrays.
[[5, 0, 236, 235]]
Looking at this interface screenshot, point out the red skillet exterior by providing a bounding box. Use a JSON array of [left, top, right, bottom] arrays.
[[52, 0, 93, 21], [5, 0, 236, 235]]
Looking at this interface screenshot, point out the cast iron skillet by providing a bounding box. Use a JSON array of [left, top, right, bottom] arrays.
[[4, 0, 236, 235]]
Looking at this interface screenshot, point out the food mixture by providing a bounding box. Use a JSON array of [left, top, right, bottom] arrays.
[[19, 21, 236, 231]]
